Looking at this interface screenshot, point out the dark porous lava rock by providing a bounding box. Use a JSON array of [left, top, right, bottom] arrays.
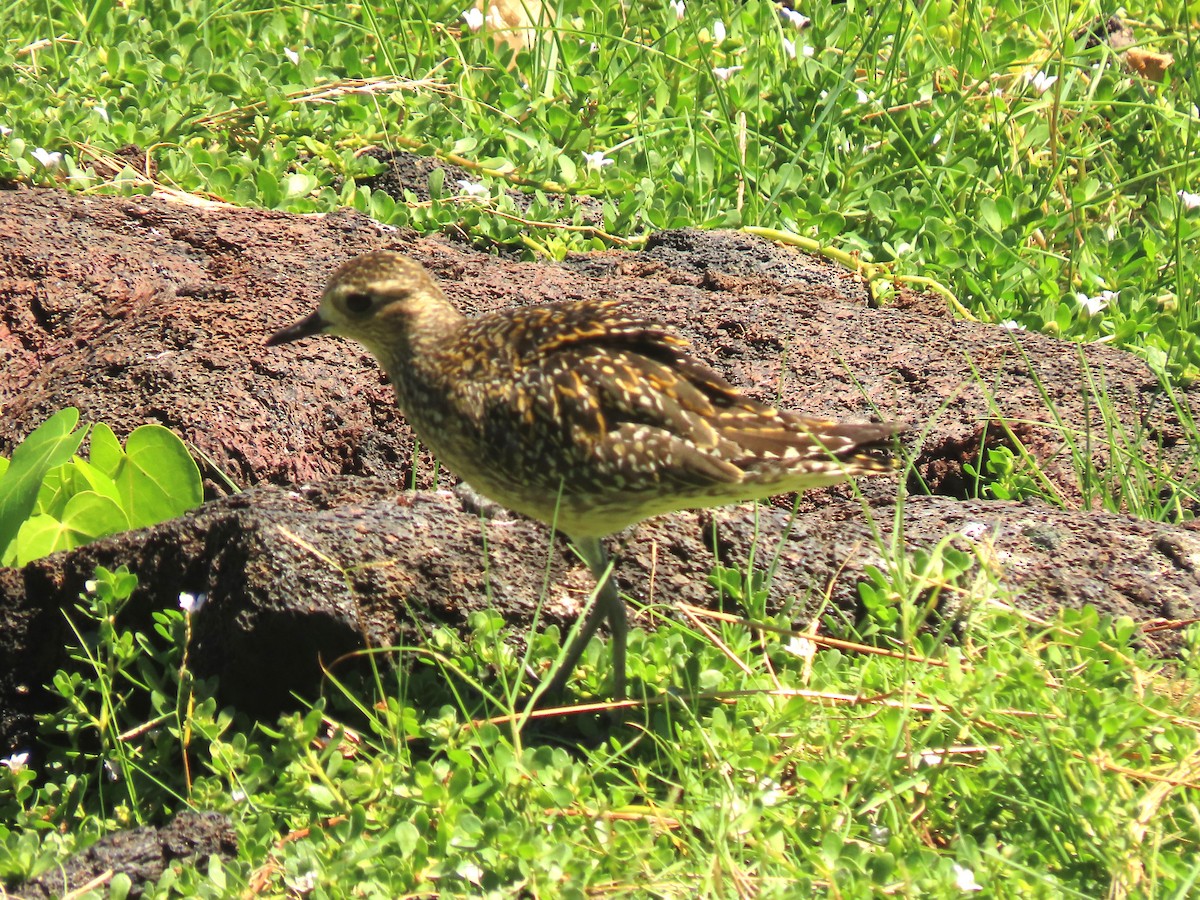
[[16, 810, 236, 899]]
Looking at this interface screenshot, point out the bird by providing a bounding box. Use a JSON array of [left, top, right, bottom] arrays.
[[267, 250, 903, 703]]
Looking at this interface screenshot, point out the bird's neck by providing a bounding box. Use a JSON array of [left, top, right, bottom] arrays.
[[408, 299, 467, 359], [372, 298, 466, 403]]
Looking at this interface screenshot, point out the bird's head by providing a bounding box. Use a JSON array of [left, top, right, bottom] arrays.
[[266, 251, 461, 361]]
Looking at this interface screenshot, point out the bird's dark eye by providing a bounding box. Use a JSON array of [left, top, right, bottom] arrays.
[[344, 291, 373, 314]]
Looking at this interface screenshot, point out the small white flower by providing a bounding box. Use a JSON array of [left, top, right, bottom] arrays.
[[231, 788, 247, 803], [931, 131, 942, 146], [284, 47, 300, 65], [0, 124, 11, 136], [1178, 189, 1200, 210], [952, 863, 983, 892], [582, 150, 614, 171], [712, 19, 726, 43], [779, 8, 811, 29], [178, 591, 207, 613], [2, 752, 29, 772], [1000, 320, 1026, 332], [457, 179, 490, 198], [1024, 70, 1057, 95], [757, 776, 783, 806], [1076, 293, 1101, 316], [785, 636, 816, 659], [1077, 290, 1116, 317], [669, 0, 685, 21], [856, 88, 870, 105], [461, 7, 484, 32], [713, 65, 742, 81], [782, 37, 796, 59], [31, 147, 62, 169], [801, 45, 815, 58], [920, 751, 944, 767]]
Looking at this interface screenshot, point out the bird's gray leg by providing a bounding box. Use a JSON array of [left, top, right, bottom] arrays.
[[540, 536, 627, 702]]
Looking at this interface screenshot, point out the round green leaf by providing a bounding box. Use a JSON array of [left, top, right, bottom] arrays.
[[89, 422, 125, 477], [114, 425, 203, 529]]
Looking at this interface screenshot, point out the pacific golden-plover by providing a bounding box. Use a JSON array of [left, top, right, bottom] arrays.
[[267, 250, 902, 702]]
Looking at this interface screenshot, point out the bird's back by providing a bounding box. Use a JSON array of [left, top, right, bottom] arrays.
[[404, 299, 900, 538]]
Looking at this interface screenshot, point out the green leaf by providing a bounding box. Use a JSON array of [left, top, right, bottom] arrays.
[[696, 144, 715, 182], [393, 821, 420, 856], [0, 409, 88, 562], [307, 784, 337, 811], [84, 0, 113, 29], [207, 72, 240, 94], [36, 464, 75, 518], [110, 425, 203, 529], [14, 491, 129, 565], [36, 457, 122, 518], [979, 197, 1002, 232], [69, 457, 124, 507], [427, 166, 445, 200], [283, 172, 317, 199], [557, 153, 578, 184], [89, 422, 125, 477]]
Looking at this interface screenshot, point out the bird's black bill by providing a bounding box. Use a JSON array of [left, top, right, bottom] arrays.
[[266, 311, 326, 346]]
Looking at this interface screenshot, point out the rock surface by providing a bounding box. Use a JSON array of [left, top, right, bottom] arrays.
[[2, 183, 1198, 751], [16, 810, 236, 899]]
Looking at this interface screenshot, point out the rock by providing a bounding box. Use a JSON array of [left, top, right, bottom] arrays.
[[16, 810, 236, 899], [2, 479, 1196, 748], [3, 188, 1193, 505]]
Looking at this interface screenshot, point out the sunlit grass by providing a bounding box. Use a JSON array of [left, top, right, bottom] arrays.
[[2, 0, 1198, 377]]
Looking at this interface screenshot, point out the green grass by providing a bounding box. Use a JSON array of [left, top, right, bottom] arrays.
[[2, 557, 1198, 897], [3, 0, 1200, 895], [3, 0, 1200, 377]]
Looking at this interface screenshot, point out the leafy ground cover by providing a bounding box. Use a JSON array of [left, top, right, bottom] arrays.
[[2, 0, 1200, 896], [3, 0, 1199, 378], [3, 561, 1199, 897]]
